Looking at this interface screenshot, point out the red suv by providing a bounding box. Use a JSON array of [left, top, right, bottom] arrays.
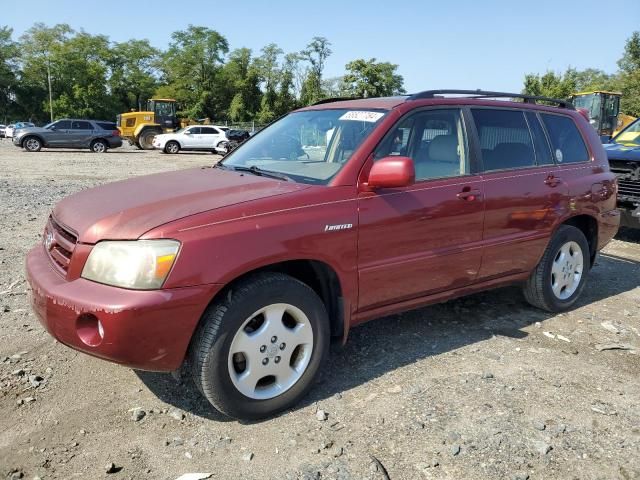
[[26, 90, 620, 419]]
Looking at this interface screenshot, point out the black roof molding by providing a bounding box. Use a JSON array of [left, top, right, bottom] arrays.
[[407, 89, 574, 109]]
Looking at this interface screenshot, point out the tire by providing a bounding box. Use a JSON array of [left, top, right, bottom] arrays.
[[190, 273, 330, 420], [138, 130, 157, 150], [164, 141, 180, 154], [90, 139, 108, 153], [23, 136, 42, 152], [523, 225, 590, 312]]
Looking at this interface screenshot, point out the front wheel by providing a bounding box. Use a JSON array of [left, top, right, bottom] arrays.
[[190, 273, 329, 420], [164, 141, 180, 154], [523, 225, 590, 312], [23, 136, 42, 152], [138, 130, 157, 150]]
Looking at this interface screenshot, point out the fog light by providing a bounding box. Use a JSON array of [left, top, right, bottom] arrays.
[[76, 313, 104, 347]]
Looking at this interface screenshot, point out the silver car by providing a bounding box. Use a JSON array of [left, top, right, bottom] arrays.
[[13, 119, 123, 153]]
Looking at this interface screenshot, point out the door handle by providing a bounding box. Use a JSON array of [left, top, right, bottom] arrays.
[[457, 188, 482, 201], [544, 175, 562, 187]]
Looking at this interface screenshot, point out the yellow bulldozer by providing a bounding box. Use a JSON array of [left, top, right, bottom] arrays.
[[117, 99, 211, 149], [570, 91, 636, 141]]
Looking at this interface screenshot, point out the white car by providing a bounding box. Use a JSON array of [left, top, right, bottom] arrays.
[[152, 125, 229, 154], [5, 124, 15, 138], [0, 124, 6, 138]]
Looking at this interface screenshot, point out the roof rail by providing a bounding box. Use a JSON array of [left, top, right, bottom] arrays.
[[407, 89, 574, 109], [311, 96, 360, 106]]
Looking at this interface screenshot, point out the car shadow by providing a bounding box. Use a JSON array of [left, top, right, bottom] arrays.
[[616, 227, 640, 243], [135, 252, 640, 423]]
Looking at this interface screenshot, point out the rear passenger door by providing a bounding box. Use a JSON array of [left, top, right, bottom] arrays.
[[471, 108, 567, 280], [199, 127, 223, 149], [68, 120, 94, 147], [357, 108, 485, 310]]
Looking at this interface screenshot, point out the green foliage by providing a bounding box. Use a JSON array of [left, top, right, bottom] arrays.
[[343, 58, 405, 98], [618, 31, 640, 117], [0, 26, 19, 122], [108, 39, 159, 112]]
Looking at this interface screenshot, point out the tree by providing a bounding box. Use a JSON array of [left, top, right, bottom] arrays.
[[618, 31, 640, 117], [299, 37, 332, 105], [160, 25, 229, 119], [108, 39, 160, 112], [342, 58, 405, 97], [222, 48, 261, 122], [522, 69, 578, 99], [0, 26, 19, 123], [256, 43, 283, 123], [19, 23, 73, 122]]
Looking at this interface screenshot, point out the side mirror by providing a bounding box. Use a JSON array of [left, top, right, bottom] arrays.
[[367, 156, 415, 189]]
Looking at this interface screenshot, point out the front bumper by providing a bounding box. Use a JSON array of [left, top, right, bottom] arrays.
[[26, 245, 222, 371]]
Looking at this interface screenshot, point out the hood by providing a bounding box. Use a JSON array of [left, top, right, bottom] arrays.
[[604, 142, 640, 161], [15, 126, 48, 137], [53, 167, 310, 243]]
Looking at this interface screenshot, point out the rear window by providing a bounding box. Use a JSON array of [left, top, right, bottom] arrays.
[[540, 114, 589, 164], [97, 122, 117, 131], [472, 109, 536, 171]]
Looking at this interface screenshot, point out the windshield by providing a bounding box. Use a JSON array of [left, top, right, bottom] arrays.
[[612, 118, 640, 146], [572, 94, 601, 122], [221, 109, 387, 184]]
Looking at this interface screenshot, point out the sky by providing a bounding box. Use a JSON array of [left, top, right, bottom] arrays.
[[3, 0, 639, 93]]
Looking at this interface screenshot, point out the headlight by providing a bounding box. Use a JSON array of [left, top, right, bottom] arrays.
[[81, 240, 180, 290]]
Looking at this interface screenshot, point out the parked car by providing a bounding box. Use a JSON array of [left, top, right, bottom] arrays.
[[152, 125, 229, 153], [603, 117, 640, 228], [13, 119, 122, 153], [0, 124, 6, 138], [26, 90, 619, 420], [14, 121, 35, 131], [215, 129, 252, 154], [5, 124, 15, 138]]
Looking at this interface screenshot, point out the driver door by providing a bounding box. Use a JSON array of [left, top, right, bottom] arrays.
[[357, 108, 485, 310], [46, 120, 72, 146], [182, 127, 200, 148]]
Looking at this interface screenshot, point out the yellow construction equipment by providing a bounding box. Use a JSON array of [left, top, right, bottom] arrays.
[[570, 91, 636, 140], [117, 99, 179, 149]]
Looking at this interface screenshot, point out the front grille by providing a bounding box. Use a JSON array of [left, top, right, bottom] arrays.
[[44, 216, 78, 275], [618, 179, 640, 202]]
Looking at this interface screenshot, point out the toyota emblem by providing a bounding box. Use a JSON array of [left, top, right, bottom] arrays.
[[44, 230, 55, 251]]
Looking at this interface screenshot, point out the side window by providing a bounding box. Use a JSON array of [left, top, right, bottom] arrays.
[[472, 109, 536, 171], [188, 127, 201, 134], [525, 112, 554, 165], [540, 114, 589, 164], [125, 118, 136, 128], [200, 127, 217, 134], [55, 120, 72, 130], [71, 121, 92, 130], [374, 109, 469, 181]]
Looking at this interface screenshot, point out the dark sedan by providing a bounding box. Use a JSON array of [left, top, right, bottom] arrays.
[[13, 119, 123, 153]]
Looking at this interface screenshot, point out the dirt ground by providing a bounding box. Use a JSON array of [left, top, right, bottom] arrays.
[[0, 139, 638, 480]]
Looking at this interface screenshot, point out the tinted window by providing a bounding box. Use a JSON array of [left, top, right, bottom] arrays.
[[472, 109, 535, 171], [97, 122, 117, 130], [525, 112, 554, 165], [374, 109, 469, 180], [540, 114, 589, 164], [71, 121, 92, 130], [200, 127, 218, 134], [53, 120, 72, 130], [187, 127, 201, 134]]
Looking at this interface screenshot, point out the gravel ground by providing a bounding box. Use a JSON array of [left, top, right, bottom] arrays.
[[0, 139, 639, 480]]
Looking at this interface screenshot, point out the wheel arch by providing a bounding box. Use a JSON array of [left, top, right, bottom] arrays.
[[21, 134, 45, 148], [190, 259, 346, 351], [559, 214, 598, 265]]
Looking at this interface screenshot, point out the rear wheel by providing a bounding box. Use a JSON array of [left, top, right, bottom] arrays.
[[90, 139, 108, 153], [23, 136, 42, 152], [190, 273, 329, 420], [164, 141, 180, 154], [523, 225, 590, 312], [138, 130, 157, 150]]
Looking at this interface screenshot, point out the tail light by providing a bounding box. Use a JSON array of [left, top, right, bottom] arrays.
[[112, 130, 120, 136]]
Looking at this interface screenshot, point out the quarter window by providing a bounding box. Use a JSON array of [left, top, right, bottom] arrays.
[[540, 114, 589, 164], [374, 109, 469, 180], [472, 109, 536, 171]]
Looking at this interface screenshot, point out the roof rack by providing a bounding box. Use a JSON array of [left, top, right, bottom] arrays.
[[407, 89, 574, 109]]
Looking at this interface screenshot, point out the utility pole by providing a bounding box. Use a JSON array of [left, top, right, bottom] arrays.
[[46, 57, 53, 122]]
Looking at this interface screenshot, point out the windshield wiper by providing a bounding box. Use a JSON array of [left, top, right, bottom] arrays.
[[228, 165, 292, 182]]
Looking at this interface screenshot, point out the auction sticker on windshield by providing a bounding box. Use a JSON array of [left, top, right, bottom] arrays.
[[339, 111, 385, 122]]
